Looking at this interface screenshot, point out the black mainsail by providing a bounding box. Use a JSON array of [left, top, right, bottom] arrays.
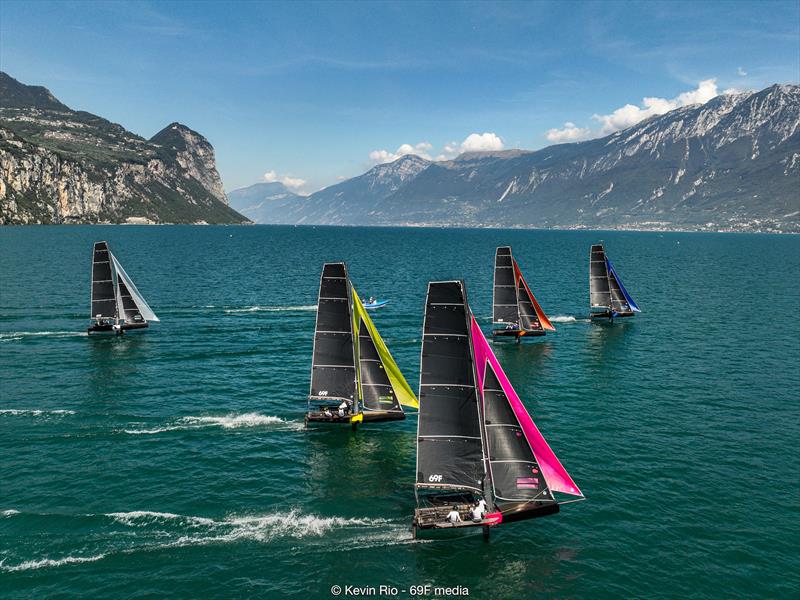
[[589, 244, 612, 313], [91, 241, 117, 323], [493, 247, 519, 329], [416, 281, 486, 494], [309, 263, 357, 405], [89, 241, 158, 334]]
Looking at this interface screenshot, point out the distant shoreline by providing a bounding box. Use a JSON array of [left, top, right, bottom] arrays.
[[1, 222, 796, 234]]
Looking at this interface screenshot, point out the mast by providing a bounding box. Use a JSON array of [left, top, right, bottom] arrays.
[[416, 281, 487, 497], [90, 241, 118, 324], [308, 263, 357, 409], [589, 244, 612, 313], [493, 247, 520, 330]]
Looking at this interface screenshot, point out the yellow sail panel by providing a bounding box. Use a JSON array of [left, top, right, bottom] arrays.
[[352, 287, 419, 409]]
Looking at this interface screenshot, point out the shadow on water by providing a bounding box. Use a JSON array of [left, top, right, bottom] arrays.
[[493, 338, 554, 372], [585, 319, 634, 363], [85, 333, 151, 401], [303, 426, 416, 512], [412, 528, 584, 599]]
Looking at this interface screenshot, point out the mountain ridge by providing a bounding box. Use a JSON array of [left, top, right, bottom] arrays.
[[256, 83, 800, 232]]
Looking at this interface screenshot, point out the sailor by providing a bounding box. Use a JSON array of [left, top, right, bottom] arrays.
[[470, 499, 487, 522], [338, 400, 349, 417], [446, 505, 461, 524], [368, 296, 376, 305]]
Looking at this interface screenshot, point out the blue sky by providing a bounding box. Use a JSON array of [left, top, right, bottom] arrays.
[[1, 0, 798, 193]]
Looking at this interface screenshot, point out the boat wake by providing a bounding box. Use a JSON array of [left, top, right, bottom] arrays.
[[105, 510, 215, 527], [0, 554, 107, 572], [0, 509, 405, 572], [223, 305, 317, 314], [0, 331, 87, 342], [550, 315, 589, 323], [119, 413, 304, 435], [0, 409, 76, 417]]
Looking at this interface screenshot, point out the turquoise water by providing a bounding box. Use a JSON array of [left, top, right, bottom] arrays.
[[1, 225, 798, 599]]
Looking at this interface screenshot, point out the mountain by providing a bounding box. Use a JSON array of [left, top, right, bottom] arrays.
[[253, 153, 431, 225], [227, 182, 304, 223], [0, 72, 248, 224], [260, 84, 800, 232]]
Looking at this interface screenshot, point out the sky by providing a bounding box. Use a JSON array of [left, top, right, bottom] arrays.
[[1, 0, 798, 194]]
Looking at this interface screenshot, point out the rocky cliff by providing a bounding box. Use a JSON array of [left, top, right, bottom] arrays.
[[0, 72, 248, 224]]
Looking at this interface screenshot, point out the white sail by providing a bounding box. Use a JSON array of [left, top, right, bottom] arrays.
[[110, 253, 159, 322]]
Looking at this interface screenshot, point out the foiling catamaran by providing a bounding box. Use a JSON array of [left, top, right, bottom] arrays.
[[492, 246, 555, 341], [412, 280, 583, 538], [305, 263, 418, 426], [589, 244, 641, 320], [88, 241, 159, 334]]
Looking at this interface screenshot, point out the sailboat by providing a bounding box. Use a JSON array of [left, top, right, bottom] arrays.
[[305, 262, 418, 426], [88, 241, 159, 334], [589, 244, 641, 320], [492, 246, 555, 340], [413, 280, 583, 538]]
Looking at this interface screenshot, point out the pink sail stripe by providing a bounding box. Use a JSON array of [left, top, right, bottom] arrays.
[[470, 316, 583, 497]]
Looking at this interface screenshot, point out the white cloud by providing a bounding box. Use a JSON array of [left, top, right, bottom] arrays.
[[546, 122, 593, 143], [263, 170, 306, 189], [592, 79, 720, 135], [369, 133, 504, 165], [543, 79, 725, 144], [368, 142, 433, 164], [458, 132, 504, 153], [737, 67, 747, 77]]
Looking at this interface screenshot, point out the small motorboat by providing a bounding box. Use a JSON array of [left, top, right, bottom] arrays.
[[363, 298, 390, 310]]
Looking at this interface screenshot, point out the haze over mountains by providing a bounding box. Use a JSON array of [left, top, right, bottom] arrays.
[[227, 182, 304, 224], [0, 72, 248, 224], [253, 84, 800, 233]]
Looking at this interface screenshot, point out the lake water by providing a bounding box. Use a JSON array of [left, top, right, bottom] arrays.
[[1, 225, 798, 598]]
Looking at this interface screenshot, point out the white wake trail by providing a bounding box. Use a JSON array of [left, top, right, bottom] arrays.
[[0, 409, 76, 416], [224, 305, 316, 314], [120, 413, 304, 435]]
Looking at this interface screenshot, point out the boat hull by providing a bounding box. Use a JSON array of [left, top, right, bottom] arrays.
[[492, 328, 546, 339], [590, 310, 635, 320], [363, 300, 390, 310], [498, 500, 560, 523], [305, 409, 405, 426], [412, 506, 502, 539], [87, 322, 149, 334]]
